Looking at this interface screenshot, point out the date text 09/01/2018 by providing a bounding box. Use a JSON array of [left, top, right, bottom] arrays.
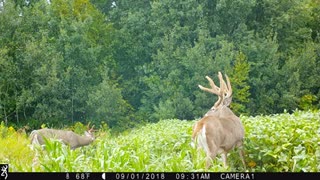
[[112, 173, 253, 180]]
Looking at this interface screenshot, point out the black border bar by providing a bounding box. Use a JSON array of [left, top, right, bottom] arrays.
[[5, 172, 320, 180]]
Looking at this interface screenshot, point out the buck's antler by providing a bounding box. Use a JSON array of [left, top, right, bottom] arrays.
[[87, 123, 95, 133], [198, 71, 233, 109]]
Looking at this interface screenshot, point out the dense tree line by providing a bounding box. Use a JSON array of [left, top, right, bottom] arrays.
[[1, 0, 319, 131]]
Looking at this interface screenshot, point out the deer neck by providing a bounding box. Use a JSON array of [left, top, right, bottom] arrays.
[[205, 105, 234, 117]]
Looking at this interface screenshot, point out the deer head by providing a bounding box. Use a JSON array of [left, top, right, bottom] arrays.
[[84, 123, 95, 141]]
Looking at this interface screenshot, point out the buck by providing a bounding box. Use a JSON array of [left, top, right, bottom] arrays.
[[191, 71, 246, 169], [30, 124, 95, 150]]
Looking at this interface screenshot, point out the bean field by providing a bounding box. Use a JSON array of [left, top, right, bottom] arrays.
[[0, 110, 319, 172]]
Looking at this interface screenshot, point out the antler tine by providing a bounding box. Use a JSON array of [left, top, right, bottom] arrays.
[[218, 72, 233, 97], [89, 125, 95, 133], [86, 122, 95, 133], [220, 73, 233, 106], [224, 74, 232, 98], [199, 72, 226, 109], [198, 76, 220, 95], [87, 122, 94, 131], [218, 72, 227, 92]]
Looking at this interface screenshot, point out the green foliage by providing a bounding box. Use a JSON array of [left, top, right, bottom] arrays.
[[87, 79, 134, 129], [282, 41, 320, 111], [0, 123, 33, 171], [1, 0, 320, 131], [0, 0, 122, 127], [2, 110, 319, 172], [70, 121, 87, 135], [299, 94, 318, 111], [0, 121, 10, 138], [243, 110, 320, 172], [229, 51, 250, 115]]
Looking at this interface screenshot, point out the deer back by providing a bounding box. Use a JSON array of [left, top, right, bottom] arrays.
[[30, 126, 95, 150], [192, 109, 244, 150]]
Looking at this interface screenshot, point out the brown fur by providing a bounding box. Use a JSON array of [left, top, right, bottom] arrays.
[[192, 108, 245, 169], [30, 128, 95, 150]]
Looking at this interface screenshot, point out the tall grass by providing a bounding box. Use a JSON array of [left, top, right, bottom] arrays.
[[1, 110, 319, 172]]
